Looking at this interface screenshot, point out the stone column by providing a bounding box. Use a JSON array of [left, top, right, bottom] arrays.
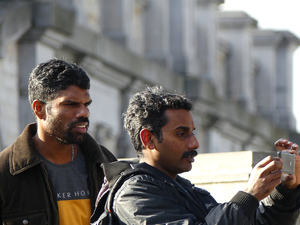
[[123, 0, 146, 56], [0, 3, 32, 145], [143, 0, 172, 67], [218, 11, 257, 112], [168, 0, 186, 74], [195, 0, 224, 81], [275, 31, 300, 129], [0, 3, 32, 58], [101, 0, 126, 44], [216, 40, 230, 97], [182, 0, 200, 77], [253, 30, 281, 121]]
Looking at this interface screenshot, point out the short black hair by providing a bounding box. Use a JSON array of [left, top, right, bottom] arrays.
[[123, 86, 193, 157], [28, 58, 90, 105]]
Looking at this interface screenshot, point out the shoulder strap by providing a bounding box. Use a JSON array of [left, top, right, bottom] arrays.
[[90, 160, 142, 224], [105, 167, 152, 210], [101, 160, 134, 188]]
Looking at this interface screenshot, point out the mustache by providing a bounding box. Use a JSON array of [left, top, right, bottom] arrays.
[[182, 150, 198, 159], [70, 118, 89, 127]]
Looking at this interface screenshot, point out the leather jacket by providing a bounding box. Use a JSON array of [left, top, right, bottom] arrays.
[[112, 162, 300, 225], [0, 123, 117, 225]]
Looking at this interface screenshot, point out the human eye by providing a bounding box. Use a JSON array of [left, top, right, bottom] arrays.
[[177, 131, 187, 138], [63, 100, 79, 107], [66, 102, 77, 106], [84, 100, 92, 107]]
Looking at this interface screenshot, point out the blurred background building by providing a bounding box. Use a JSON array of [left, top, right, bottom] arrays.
[[1, 0, 300, 160]]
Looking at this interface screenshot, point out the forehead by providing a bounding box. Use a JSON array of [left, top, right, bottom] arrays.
[[163, 109, 194, 130], [53, 85, 91, 102]]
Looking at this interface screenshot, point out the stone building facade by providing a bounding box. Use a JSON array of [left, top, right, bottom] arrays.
[[0, 0, 300, 159]]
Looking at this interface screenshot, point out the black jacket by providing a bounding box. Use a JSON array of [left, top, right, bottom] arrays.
[[110, 162, 300, 225], [0, 123, 117, 225]]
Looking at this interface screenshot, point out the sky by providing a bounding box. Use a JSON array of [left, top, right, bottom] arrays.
[[220, 0, 300, 131]]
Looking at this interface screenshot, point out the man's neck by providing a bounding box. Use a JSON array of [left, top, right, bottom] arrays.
[[33, 134, 77, 164]]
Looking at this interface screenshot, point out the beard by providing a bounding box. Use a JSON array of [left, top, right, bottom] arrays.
[[45, 114, 89, 145]]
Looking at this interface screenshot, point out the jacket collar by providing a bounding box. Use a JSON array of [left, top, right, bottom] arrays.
[[10, 123, 42, 175], [10, 123, 109, 175], [135, 162, 210, 218]]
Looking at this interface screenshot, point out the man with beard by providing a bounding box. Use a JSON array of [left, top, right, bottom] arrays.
[[93, 86, 300, 225], [0, 58, 117, 225]]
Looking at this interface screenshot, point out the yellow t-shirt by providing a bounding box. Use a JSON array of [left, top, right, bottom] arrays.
[[58, 199, 91, 225]]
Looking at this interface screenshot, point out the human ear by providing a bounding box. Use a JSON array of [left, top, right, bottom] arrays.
[[32, 100, 46, 120], [140, 128, 155, 149]]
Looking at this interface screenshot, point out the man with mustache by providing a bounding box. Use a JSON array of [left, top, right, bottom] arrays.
[[0, 59, 116, 225], [94, 86, 300, 225]]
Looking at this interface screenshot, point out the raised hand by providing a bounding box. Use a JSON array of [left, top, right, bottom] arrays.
[[243, 156, 282, 201], [274, 138, 300, 190]]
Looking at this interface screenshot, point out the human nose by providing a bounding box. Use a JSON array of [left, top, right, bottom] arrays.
[[76, 104, 90, 118], [189, 135, 199, 150]]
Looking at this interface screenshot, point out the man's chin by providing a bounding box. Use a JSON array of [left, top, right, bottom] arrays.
[[61, 132, 87, 145], [73, 133, 87, 144], [179, 165, 192, 174]]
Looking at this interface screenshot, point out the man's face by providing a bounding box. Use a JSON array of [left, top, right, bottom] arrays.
[[151, 109, 199, 179], [44, 85, 92, 144]]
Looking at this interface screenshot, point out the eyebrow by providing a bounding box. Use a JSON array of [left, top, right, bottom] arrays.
[[174, 126, 196, 131], [64, 99, 92, 105]]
